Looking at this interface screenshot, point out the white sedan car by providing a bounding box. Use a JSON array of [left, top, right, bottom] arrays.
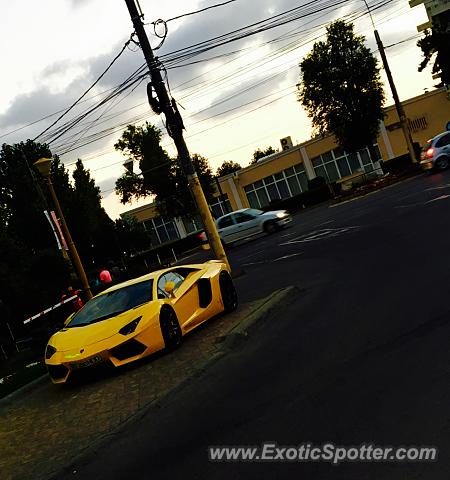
[[215, 208, 292, 246]]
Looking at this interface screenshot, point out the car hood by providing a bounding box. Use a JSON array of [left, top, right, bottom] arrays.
[[261, 210, 287, 218], [49, 303, 157, 351]]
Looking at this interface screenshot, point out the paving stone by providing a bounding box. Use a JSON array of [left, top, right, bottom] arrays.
[[0, 300, 264, 480]]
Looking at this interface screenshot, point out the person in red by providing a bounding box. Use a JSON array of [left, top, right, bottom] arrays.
[[61, 286, 84, 312], [99, 268, 112, 285]]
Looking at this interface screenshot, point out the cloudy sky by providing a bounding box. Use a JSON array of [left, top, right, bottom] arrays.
[[0, 0, 432, 219]]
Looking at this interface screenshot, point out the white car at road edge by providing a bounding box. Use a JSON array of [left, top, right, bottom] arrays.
[[214, 208, 292, 246]]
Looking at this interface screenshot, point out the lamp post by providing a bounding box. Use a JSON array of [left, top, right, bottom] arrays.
[[362, 0, 417, 163], [34, 157, 93, 301]]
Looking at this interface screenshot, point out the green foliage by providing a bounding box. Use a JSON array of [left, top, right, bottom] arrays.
[[0, 140, 55, 250], [0, 140, 118, 329], [114, 216, 149, 257], [68, 160, 117, 266], [114, 122, 173, 204], [417, 25, 450, 88], [216, 160, 242, 177], [251, 146, 278, 164], [114, 123, 215, 218], [297, 20, 385, 154]]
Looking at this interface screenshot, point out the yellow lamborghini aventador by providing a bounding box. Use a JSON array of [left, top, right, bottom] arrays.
[[45, 261, 237, 383]]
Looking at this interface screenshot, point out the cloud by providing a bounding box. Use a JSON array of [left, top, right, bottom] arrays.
[[0, 0, 425, 172]]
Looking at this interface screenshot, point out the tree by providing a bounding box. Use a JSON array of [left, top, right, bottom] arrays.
[[0, 140, 56, 251], [216, 160, 242, 177], [0, 140, 72, 322], [0, 140, 119, 325], [297, 20, 385, 158], [114, 122, 174, 205], [417, 22, 450, 88], [251, 146, 278, 164], [70, 159, 117, 266], [115, 123, 216, 218], [114, 217, 149, 257]]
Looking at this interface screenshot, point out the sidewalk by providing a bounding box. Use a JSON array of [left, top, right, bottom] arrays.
[[331, 168, 422, 205], [0, 287, 295, 480]]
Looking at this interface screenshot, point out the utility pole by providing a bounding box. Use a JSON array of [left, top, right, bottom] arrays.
[[374, 30, 417, 164], [123, 0, 230, 271], [361, 0, 417, 164], [215, 177, 231, 214]]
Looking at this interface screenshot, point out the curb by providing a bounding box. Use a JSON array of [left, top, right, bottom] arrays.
[[0, 373, 48, 408], [221, 286, 298, 349], [48, 286, 299, 480], [330, 174, 421, 207], [0, 287, 291, 411]]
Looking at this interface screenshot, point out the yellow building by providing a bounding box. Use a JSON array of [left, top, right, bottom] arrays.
[[122, 87, 450, 245], [409, 0, 450, 31]]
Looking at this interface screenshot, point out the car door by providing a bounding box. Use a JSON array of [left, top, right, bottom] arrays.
[[156, 271, 200, 330], [231, 211, 261, 241], [216, 214, 236, 244]]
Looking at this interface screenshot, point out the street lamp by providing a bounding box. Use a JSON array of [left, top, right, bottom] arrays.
[[34, 157, 93, 301], [362, 0, 417, 164]]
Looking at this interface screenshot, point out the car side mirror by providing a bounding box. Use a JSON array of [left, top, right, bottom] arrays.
[[164, 281, 176, 298]]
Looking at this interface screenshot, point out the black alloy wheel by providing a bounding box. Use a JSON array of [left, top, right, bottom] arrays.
[[160, 307, 182, 350], [264, 220, 277, 234], [436, 157, 449, 171], [219, 271, 238, 312]]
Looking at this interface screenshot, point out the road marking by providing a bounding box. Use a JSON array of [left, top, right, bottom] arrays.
[[424, 183, 450, 192], [272, 253, 303, 262], [316, 220, 335, 227], [396, 194, 450, 208], [240, 250, 265, 260], [424, 194, 450, 204], [280, 226, 359, 245], [242, 252, 303, 267], [280, 232, 298, 238]]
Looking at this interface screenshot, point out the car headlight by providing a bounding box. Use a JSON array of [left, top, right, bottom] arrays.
[[119, 316, 142, 336], [45, 345, 57, 360], [276, 212, 288, 219]]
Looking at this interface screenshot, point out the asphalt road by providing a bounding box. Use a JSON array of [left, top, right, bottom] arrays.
[[59, 171, 450, 479]]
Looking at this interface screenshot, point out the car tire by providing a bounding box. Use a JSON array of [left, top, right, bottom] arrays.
[[435, 157, 449, 171], [263, 220, 277, 234], [219, 271, 238, 312], [160, 306, 182, 350]]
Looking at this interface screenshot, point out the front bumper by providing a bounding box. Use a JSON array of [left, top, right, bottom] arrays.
[[46, 336, 158, 384], [420, 160, 434, 171], [277, 216, 292, 226]]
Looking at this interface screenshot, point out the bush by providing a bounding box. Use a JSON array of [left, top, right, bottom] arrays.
[[308, 176, 327, 190], [380, 154, 415, 174]]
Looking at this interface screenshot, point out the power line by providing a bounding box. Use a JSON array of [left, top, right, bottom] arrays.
[[55, 0, 411, 163], [2, 0, 396, 147], [163, 0, 237, 23], [33, 33, 135, 142], [6, 0, 407, 168]]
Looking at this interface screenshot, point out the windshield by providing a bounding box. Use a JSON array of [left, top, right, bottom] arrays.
[[245, 208, 264, 216], [67, 279, 153, 327]]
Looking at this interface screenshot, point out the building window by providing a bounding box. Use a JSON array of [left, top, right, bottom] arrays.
[[312, 144, 382, 181], [182, 214, 202, 234], [143, 216, 180, 246], [408, 116, 427, 133], [243, 163, 309, 208], [209, 194, 232, 218]]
